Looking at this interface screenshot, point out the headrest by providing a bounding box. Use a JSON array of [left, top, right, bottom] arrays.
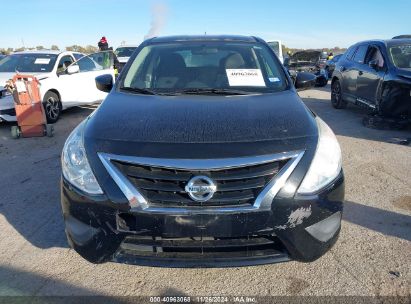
[[224, 53, 245, 69]]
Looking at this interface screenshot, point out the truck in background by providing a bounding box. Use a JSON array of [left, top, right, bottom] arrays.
[[267, 40, 284, 64]]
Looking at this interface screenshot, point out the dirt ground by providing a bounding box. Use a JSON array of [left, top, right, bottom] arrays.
[[0, 85, 410, 299]]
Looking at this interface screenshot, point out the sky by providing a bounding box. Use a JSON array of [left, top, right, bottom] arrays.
[[0, 0, 410, 50]]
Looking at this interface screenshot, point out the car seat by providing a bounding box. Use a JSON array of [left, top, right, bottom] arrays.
[[224, 53, 246, 69], [155, 53, 187, 88], [215, 53, 247, 87]]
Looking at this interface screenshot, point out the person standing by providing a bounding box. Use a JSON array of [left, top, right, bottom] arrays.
[[97, 36, 120, 76], [98, 36, 109, 51]]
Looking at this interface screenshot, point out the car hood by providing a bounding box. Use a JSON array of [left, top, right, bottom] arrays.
[[84, 90, 318, 159], [290, 51, 321, 63], [0, 73, 16, 90], [0, 72, 51, 90]]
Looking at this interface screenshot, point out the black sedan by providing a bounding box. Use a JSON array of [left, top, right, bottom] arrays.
[[331, 38, 411, 127], [61, 35, 344, 267]]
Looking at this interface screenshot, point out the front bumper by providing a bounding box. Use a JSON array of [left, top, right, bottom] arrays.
[[0, 95, 16, 122], [61, 172, 344, 267], [314, 69, 328, 86]]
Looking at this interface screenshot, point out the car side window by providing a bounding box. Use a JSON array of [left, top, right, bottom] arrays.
[[73, 53, 84, 61], [57, 55, 74, 73], [352, 45, 368, 64], [345, 46, 357, 61], [365, 46, 385, 68], [71, 52, 113, 73]]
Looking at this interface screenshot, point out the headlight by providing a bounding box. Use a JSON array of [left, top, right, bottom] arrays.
[[62, 121, 103, 194], [1, 89, 11, 98], [320, 69, 328, 78], [297, 117, 342, 194]]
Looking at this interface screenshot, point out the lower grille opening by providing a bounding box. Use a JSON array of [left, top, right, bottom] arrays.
[[0, 108, 16, 116], [117, 213, 136, 232], [116, 234, 289, 261]]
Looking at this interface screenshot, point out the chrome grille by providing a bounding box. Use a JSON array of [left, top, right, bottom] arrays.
[[112, 159, 288, 207]]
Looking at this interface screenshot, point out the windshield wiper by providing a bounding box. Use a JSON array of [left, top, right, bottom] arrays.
[[175, 88, 252, 95], [120, 87, 157, 95]]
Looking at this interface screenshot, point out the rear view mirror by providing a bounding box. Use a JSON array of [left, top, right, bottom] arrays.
[[95, 74, 113, 93], [67, 65, 80, 75], [295, 72, 316, 91]]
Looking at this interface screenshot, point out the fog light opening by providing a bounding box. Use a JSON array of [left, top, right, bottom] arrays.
[[305, 211, 341, 242]]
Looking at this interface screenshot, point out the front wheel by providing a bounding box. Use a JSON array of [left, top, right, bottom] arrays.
[[43, 91, 62, 123], [11, 126, 20, 139], [331, 80, 347, 109]]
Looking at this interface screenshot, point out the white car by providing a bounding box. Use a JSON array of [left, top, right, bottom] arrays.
[[0, 50, 115, 122], [114, 45, 138, 64]]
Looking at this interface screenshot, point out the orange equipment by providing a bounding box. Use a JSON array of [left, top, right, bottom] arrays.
[[6, 74, 53, 138]]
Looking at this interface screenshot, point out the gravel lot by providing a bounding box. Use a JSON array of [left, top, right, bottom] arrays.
[[0, 85, 410, 298]]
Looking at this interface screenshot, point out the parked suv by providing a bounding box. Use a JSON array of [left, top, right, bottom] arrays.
[[267, 40, 284, 64], [330, 39, 411, 122], [114, 45, 138, 64], [61, 35, 344, 267]]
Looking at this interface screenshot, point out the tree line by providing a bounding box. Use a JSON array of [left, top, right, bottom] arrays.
[[0, 45, 99, 55], [282, 45, 347, 56]]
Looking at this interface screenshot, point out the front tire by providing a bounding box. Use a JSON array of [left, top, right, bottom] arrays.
[[43, 91, 62, 123], [11, 126, 20, 139], [331, 79, 347, 109]]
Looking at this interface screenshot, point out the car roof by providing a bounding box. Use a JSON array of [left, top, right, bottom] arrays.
[[12, 49, 64, 55], [116, 45, 138, 48], [149, 35, 260, 43], [385, 38, 411, 47], [352, 38, 411, 48]]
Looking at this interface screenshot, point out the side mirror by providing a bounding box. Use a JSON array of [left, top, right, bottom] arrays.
[[67, 65, 80, 75], [369, 59, 379, 70], [295, 72, 317, 91], [95, 74, 113, 93]]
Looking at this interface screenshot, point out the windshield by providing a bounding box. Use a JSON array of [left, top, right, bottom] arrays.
[[115, 47, 137, 57], [0, 53, 58, 73], [389, 44, 411, 68], [121, 42, 288, 94]]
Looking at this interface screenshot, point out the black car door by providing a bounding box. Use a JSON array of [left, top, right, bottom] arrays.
[[343, 44, 368, 101], [339, 45, 367, 102], [356, 45, 386, 108]]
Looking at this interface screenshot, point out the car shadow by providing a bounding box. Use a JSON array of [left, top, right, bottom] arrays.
[[0, 106, 94, 250], [343, 201, 411, 242], [0, 265, 131, 300], [301, 85, 411, 145]]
